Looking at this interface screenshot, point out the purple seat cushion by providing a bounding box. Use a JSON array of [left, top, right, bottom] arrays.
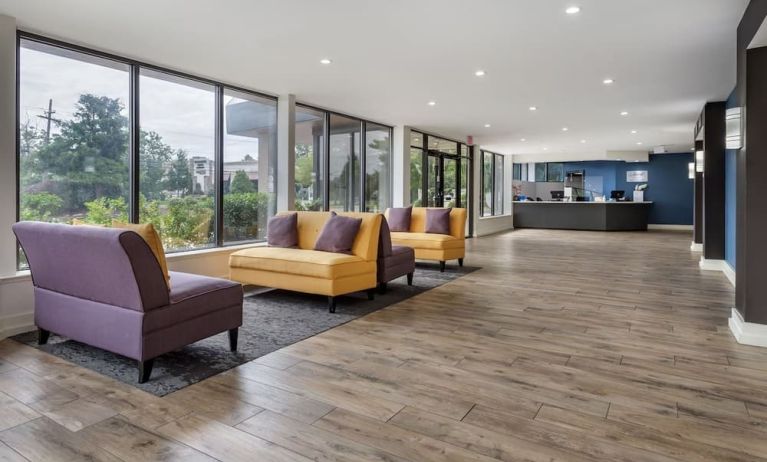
[[314, 212, 362, 254], [387, 206, 412, 232], [425, 208, 452, 234], [267, 213, 298, 248], [144, 271, 243, 333]]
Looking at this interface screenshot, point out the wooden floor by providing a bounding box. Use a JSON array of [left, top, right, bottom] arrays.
[[0, 229, 765, 461]]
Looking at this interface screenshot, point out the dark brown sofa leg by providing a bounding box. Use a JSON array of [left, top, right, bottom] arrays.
[[228, 328, 239, 352], [458, 258, 464, 267], [367, 289, 376, 301], [38, 328, 50, 346], [407, 272, 414, 286], [138, 359, 154, 384], [439, 261, 446, 272], [378, 282, 388, 294], [328, 296, 336, 313]]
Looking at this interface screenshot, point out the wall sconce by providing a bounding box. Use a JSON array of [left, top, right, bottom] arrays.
[[688, 162, 695, 179], [695, 150, 704, 173], [726, 107, 742, 149]]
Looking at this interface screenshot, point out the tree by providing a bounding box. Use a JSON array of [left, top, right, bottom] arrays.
[[230, 170, 255, 194], [20, 192, 63, 221], [31, 94, 129, 212], [165, 151, 192, 196], [140, 130, 175, 200]]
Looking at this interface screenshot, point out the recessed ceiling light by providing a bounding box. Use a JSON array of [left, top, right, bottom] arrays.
[[320, 58, 332, 65], [690, 147, 695, 151], [520, 138, 526, 142], [603, 78, 615, 85], [562, 127, 569, 132], [475, 70, 486, 77], [580, 139, 586, 143], [565, 6, 581, 14], [427, 101, 436, 106], [529, 106, 538, 111], [636, 142, 643, 145], [620, 111, 629, 116], [543, 147, 549, 151], [631, 130, 637, 134], [484, 123, 491, 128]]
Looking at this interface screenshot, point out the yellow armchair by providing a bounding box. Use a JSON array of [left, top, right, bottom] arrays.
[[229, 211, 382, 312]]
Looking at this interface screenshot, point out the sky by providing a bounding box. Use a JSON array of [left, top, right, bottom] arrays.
[[19, 41, 263, 162]]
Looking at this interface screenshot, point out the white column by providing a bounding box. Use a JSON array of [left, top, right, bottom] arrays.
[[392, 125, 411, 207], [0, 15, 16, 277], [277, 94, 296, 211]]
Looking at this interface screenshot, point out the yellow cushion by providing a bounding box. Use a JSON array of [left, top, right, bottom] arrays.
[[112, 221, 170, 288], [230, 247, 375, 279], [390, 232, 464, 250]]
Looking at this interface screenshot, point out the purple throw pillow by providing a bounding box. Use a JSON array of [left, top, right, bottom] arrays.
[[387, 206, 412, 232], [314, 212, 362, 254], [425, 208, 452, 235], [267, 213, 298, 248]]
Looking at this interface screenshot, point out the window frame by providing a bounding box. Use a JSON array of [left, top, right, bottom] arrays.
[[16, 31, 279, 268], [295, 103, 393, 213], [481, 150, 505, 217]]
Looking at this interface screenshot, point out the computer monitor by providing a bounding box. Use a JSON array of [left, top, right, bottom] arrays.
[[550, 190, 565, 200], [610, 190, 625, 200]]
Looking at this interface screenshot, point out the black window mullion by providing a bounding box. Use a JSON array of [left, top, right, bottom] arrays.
[[214, 85, 224, 246], [323, 112, 330, 211], [129, 65, 140, 223], [360, 121, 366, 212]]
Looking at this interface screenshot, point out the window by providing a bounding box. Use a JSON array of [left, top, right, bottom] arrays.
[[482, 151, 505, 216], [365, 123, 391, 212], [294, 106, 325, 211], [139, 69, 216, 252], [410, 131, 425, 206], [328, 114, 361, 212], [494, 155, 504, 215], [535, 163, 547, 182], [547, 163, 564, 182], [17, 35, 279, 268], [482, 152, 493, 216], [18, 39, 131, 267], [223, 90, 277, 243]]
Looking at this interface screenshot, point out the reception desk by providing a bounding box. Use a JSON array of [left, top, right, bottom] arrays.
[[513, 201, 652, 231]]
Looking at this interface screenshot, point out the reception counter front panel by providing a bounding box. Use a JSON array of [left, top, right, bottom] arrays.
[[513, 201, 652, 231]]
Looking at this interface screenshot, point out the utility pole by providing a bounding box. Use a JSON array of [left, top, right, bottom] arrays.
[[37, 98, 55, 144]]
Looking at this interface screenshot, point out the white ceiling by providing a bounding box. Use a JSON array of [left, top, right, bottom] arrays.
[[0, 0, 747, 157]]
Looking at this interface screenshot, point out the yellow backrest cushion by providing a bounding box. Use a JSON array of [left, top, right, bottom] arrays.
[[278, 211, 382, 262], [405, 207, 467, 239], [112, 221, 170, 288]]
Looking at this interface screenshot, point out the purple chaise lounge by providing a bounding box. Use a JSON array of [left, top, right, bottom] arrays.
[[13, 221, 243, 383], [377, 217, 415, 293]]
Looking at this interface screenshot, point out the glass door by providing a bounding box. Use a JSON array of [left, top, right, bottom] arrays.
[[426, 151, 461, 208]]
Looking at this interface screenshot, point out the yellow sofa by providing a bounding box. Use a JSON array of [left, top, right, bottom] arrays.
[[229, 211, 382, 312], [385, 207, 467, 272]]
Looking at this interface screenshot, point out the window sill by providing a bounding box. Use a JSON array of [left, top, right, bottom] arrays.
[[479, 214, 512, 220], [1, 242, 267, 283]]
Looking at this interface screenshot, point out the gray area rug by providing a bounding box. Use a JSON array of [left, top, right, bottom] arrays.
[[13, 262, 477, 396]]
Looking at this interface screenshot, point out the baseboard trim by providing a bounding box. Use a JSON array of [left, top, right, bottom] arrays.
[[699, 257, 726, 271], [723, 262, 736, 287], [729, 308, 767, 347], [690, 242, 703, 252], [648, 224, 693, 231], [0, 312, 34, 340]]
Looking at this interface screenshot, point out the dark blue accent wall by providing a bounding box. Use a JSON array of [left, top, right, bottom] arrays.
[[561, 153, 694, 225], [725, 88, 737, 268]]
